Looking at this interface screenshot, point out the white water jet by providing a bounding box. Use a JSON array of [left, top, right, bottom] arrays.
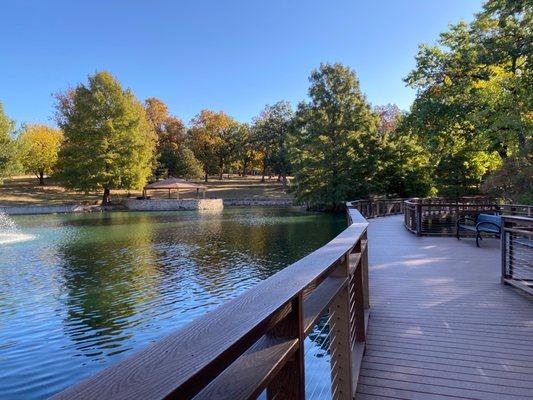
[[0, 212, 35, 245]]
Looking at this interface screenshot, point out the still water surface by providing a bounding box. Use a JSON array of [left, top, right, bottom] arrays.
[[0, 208, 344, 399]]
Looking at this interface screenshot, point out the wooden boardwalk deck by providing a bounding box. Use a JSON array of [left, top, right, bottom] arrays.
[[357, 215, 533, 400]]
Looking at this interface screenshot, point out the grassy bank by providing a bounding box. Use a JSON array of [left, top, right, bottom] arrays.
[[0, 175, 293, 206]]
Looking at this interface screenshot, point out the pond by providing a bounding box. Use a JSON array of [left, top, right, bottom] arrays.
[[0, 207, 345, 399]]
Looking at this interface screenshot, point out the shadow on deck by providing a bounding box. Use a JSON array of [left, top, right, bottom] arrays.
[[358, 215, 533, 400]]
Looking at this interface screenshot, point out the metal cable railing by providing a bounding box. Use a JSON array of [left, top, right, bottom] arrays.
[[501, 215, 533, 296], [304, 312, 334, 400]]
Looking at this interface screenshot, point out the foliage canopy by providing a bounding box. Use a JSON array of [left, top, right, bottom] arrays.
[[55, 72, 156, 204], [17, 124, 63, 185]]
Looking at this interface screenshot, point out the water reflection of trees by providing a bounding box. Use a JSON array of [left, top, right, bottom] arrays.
[[178, 209, 345, 297], [57, 209, 344, 360], [58, 213, 160, 360]]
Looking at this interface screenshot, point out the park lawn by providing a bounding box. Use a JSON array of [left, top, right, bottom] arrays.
[[0, 175, 293, 206]]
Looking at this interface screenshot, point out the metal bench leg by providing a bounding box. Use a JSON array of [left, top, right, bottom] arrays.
[[476, 233, 481, 247]]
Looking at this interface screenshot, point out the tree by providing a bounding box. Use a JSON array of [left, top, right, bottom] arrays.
[[17, 124, 63, 185], [474, 0, 532, 150], [252, 101, 293, 185], [375, 104, 403, 136], [188, 110, 236, 181], [55, 72, 156, 205], [483, 142, 532, 203], [144, 98, 189, 178], [0, 102, 16, 184], [172, 146, 205, 179], [405, 0, 533, 196], [234, 123, 260, 177], [291, 63, 379, 210], [372, 105, 433, 197]]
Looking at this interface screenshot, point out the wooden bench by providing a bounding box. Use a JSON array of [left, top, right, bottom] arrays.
[[456, 213, 501, 247]]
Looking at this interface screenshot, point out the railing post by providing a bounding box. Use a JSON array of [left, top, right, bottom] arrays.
[[416, 203, 422, 236], [509, 230, 514, 281], [501, 219, 507, 284], [329, 254, 355, 400], [267, 294, 305, 400]]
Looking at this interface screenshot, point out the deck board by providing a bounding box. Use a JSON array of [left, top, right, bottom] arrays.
[[356, 215, 533, 400]]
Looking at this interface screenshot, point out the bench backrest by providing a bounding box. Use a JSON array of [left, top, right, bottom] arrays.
[[477, 213, 501, 226]]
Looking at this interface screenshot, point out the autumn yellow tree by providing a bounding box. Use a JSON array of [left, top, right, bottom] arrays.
[[18, 124, 63, 185], [188, 110, 236, 181]]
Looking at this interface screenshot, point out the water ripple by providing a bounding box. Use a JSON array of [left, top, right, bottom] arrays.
[[0, 208, 344, 399]]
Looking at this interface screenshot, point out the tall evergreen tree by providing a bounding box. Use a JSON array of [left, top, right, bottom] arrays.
[[55, 72, 156, 204], [291, 63, 379, 210]]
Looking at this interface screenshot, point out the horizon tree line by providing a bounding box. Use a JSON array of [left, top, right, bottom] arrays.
[[0, 0, 530, 208]]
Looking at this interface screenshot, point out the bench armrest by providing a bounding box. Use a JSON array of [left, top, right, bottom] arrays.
[[476, 221, 501, 233], [457, 216, 476, 227]]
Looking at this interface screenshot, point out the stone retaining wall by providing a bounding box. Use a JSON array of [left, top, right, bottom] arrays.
[[122, 198, 223, 211], [0, 198, 293, 215], [223, 198, 295, 207], [0, 204, 92, 215]]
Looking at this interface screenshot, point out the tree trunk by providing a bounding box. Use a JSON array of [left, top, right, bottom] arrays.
[[261, 165, 266, 183], [242, 161, 248, 177], [282, 174, 288, 187], [204, 173, 208, 182], [219, 160, 224, 180], [38, 171, 45, 185], [277, 173, 282, 182], [102, 187, 111, 205]]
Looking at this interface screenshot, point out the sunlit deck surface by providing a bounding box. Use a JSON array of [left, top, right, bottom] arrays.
[[358, 215, 533, 400]]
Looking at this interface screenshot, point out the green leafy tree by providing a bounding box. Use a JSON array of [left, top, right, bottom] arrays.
[[405, 0, 533, 196], [215, 119, 245, 180], [483, 142, 532, 203], [55, 72, 157, 205], [0, 102, 16, 184], [234, 123, 260, 177], [373, 105, 434, 197], [17, 124, 63, 185], [291, 63, 379, 210], [252, 101, 293, 185], [172, 146, 205, 179], [188, 110, 237, 181]]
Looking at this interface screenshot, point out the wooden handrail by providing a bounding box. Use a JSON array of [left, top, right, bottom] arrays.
[[53, 206, 370, 400]]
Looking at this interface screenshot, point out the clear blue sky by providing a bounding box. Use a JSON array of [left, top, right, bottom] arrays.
[[1, 0, 483, 127]]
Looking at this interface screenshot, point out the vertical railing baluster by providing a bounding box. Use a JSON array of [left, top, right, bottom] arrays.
[[329, 253, 355, 400]]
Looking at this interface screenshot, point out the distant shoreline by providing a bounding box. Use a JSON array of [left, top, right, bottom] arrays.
[[0, 198, 296, 216]]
